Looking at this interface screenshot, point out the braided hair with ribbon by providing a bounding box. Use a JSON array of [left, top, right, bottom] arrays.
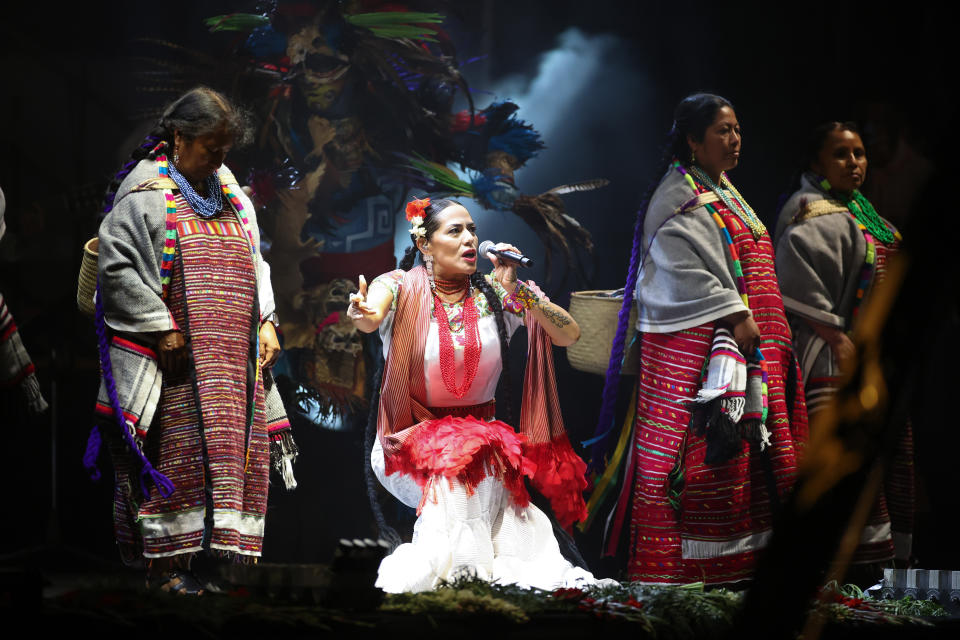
[[587, 93, 735, 469], [85, 87, 253, 494]]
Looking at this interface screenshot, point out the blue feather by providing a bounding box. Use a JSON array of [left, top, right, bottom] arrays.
[[489, 126, 543, 163], [242, 25, 288, 60], [471, 172, 518, 211]]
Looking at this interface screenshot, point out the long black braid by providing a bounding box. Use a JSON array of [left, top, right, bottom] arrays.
[[469, 271, 513, 423], [397, 244, 419, 271], [362, 342, 402, 550], [100, 127, 168, 218], [364, 198, 515, 547]]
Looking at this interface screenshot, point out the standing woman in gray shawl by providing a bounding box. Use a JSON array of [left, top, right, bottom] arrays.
[[91, 87, 296, 594], [774, 122, 913, 571], [587, 93, 807, 585]]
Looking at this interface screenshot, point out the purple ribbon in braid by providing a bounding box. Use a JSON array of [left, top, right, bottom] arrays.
[[582, 201, 649, 472], [101, 137, 162, 215], [84, 279, 175, 498], [82, 425, 102, 482]]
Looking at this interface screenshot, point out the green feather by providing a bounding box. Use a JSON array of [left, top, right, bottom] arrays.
[[346, 12, 444, 26], [404, 156, 475, 197], [204, 14, 270, 33], [345, 12, 444, 41]]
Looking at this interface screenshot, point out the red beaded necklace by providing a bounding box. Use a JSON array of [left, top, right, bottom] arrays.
[[434, 274, 469, 296], [431, 281, 481, 399]]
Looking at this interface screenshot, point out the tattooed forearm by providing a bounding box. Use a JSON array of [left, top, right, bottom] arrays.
[[512, 281, 573, 329], [511, 281, 578, 345], [534, 298, 572, 328]]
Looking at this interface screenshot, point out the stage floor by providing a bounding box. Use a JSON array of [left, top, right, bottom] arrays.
[[3, 557, 959, 639]]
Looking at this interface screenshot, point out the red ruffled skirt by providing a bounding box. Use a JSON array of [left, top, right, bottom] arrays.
[[385, 415, 536, 514]]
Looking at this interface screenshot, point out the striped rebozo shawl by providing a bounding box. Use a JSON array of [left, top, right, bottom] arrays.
[[376, 265, 588, 530]]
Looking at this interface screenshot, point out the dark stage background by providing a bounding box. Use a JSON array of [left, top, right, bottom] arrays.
[[1, 1, 956, 578]]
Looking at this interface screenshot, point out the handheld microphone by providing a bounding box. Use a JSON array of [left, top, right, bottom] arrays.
[[479, 240, 534, 268]]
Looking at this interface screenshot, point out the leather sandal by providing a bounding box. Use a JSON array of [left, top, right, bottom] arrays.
[[147, 569, 206, 596]]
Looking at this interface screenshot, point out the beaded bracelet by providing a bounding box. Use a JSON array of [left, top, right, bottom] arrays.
[[512, 281, 540, 309]]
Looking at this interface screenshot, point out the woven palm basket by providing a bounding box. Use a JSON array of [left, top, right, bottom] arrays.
[[566, 290, 638, 376], [77, 237, 98, 317]]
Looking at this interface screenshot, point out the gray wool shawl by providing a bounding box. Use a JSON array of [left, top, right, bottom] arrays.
[[634, 168, 748, 334], [98, 159, 276, 335], [774, 174, 897, 383], [96, 159, 282, 437]]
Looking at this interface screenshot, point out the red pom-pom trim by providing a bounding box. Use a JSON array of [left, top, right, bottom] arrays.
[[384, 415, 536, 514], [524, 437, 589, 532], [405, 197, 431, 221], [382, 418, 589, 530]]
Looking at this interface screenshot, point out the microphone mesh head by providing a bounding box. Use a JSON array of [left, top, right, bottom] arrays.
[[478, 240, 495, 256]]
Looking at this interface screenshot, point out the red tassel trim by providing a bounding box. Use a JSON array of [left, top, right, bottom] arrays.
[[524, 437, 590, 532], [384, 415, 536, 515]]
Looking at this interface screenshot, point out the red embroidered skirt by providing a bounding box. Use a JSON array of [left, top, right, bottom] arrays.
[[628, 209, 808, 584]]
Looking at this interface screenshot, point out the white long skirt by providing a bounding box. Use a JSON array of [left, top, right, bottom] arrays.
[[371, 439, 604, 593]]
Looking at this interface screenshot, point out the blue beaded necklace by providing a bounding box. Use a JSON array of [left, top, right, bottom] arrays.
[[168, 163, 224, 219]]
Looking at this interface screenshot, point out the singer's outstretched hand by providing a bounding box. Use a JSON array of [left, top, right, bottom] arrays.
[[488, 242, 521, 294], [348, 274, 393, 333], [348, 275, 373, 316]]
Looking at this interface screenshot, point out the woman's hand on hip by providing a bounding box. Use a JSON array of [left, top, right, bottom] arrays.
[[259, 321, 281, 368], [157, 330, 188, 375]]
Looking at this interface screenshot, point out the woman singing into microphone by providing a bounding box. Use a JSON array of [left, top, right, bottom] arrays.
[[349, 197, 606, 592]]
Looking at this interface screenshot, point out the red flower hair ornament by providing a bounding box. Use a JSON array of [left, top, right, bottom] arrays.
[[406, 197, 431, 238]]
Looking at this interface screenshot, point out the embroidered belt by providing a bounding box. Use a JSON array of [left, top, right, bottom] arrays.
[[429, 400, 496, 420]]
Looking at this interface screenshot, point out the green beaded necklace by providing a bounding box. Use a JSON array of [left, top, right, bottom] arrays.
[[814, 175, 895, 245], [689, 165, 766, 240]]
